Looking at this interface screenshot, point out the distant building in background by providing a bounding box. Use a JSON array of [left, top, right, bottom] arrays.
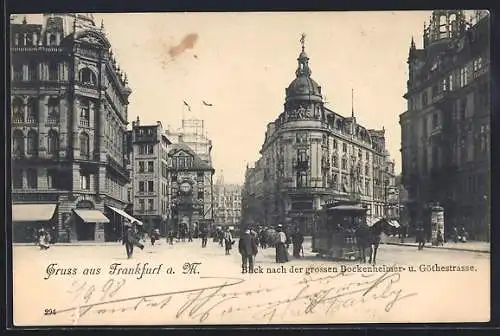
[[10, 14, 133, 242], [242, 38, 390, 234], [166, 133, 215, 236], [127, 117, 171, 234], [165, 119, 213, 165], [384, 159, 399, 220], [213, 171, 242, 229], [400, 10, 490, 240]]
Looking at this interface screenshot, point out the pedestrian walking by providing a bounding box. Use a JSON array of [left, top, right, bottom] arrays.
[[437, 229, 444, 246], [239, 228, 258, 273], [123, 222, 144, 259], [416, 226, 425, 250], [199, 225, 208, 248], [150, 228, 160, 246], [275, 224, 289, 263], [224, 228, 234, 255], [167, 230, 174, 245], [291, 228, 304, 258]]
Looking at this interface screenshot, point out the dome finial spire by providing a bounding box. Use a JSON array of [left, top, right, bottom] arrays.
[[300, 33, 306, 52]]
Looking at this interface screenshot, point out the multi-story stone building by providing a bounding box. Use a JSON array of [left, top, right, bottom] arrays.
[[127, 117, 171, 234], [166, 134, 215, 236], [11, 14, 134, 242], [213, 171, 242, 228], [242, 37, 389, 234], [400, 10, 490, 240], [384, 159, 399, 220]]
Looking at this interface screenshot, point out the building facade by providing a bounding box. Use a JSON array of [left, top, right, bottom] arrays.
[[242, 38, 389, 234], [213, 172, 242, 228], [127, 117, 171, 234], [166, 134, 215, 236], [165, 119, 213, 165], [400, 10, 490, 240], [11, 14, 132, 242]]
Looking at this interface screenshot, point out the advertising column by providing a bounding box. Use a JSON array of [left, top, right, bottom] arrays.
[[430, 203, 444, 246]]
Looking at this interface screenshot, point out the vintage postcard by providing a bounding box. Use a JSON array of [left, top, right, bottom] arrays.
[[10, 11, 490, 326]]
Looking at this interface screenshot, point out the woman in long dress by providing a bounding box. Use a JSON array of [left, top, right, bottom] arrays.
[[275, 225, 289, 263]]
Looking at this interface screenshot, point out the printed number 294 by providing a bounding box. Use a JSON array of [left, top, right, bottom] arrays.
[[44, 309, 56, 316]]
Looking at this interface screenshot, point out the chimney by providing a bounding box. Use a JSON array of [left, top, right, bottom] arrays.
[[178, 134, 184, 143], [136, 116, 140, 126]]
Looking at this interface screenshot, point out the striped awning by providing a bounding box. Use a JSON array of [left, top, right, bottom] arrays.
[[12, 204, 57, 222], [73, 209, 110, 224], [107, 206, 143, 226]]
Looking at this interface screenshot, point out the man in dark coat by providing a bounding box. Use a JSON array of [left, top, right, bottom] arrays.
[[291, 228, 304, 258], [239, 229, 258, 273]]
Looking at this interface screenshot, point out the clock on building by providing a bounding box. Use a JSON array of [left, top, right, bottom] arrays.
[[180, 181, 192, 194]]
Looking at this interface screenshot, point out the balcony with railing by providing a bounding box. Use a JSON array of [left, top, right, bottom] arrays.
[[80, 119, 90, 127]]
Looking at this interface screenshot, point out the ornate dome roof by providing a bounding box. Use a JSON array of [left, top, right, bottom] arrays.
[[285, 37, 323, 103], [286, 76, 322, 103]]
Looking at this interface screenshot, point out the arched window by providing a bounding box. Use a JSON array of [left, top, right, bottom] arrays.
[[12, 129, 24, 155], [47, 130, 59, 156], [47, 97, 59, 123], [27, 98, 38, 122], [80, 99, 90, 126], [79, 68, 97, 85], [27, 130, 38, 155], [12, 97, 24, 122], [80, 132, 90, 158]]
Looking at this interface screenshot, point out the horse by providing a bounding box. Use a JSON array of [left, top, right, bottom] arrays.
[[355, 217, 392, 265]]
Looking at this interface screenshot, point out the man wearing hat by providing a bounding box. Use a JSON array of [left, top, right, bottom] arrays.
[[238, 228, 258, 273], [123, 221, 144, 258]]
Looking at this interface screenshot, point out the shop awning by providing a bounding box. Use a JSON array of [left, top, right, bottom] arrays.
[[12, 204, 57, 222], [73, 209, 110, 224], [107, 206, 143, 226]]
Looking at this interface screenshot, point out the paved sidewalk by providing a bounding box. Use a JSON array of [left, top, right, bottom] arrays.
[[381, 235, 490, 253], [302, 236, 489, 253]]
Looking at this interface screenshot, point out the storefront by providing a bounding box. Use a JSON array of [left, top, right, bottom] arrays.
[[12, 203, 58, 243], [71, 209, 110, 242]]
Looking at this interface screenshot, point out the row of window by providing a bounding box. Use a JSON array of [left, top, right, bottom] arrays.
[[409, 57, 485, 111], [13, 31, 60, 47], [138, 161, 155, 173], [170, 156, 194, 169], [138, 199, 155, 211], [12, 168, 92, 191], [11, 96, 60, 123], [12, 63, 96, 85], [138, 181, 154, 193], [12, 129, 59, 156], [138, 144, 154, 155]]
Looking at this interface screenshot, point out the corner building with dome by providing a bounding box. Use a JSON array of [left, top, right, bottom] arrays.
[[242, 39, 390, 234]]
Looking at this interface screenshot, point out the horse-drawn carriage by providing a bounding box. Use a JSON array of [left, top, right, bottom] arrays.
[[312, 200, 367, 260]]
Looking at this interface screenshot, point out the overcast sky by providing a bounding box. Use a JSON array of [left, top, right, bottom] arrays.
[[16, 11, 448, 184]]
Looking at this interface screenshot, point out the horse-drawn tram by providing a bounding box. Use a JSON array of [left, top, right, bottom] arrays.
[[312, 200, 368, 260]]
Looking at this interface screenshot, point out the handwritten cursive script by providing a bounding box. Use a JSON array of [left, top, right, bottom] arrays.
[[56, 270, 417, 324]]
